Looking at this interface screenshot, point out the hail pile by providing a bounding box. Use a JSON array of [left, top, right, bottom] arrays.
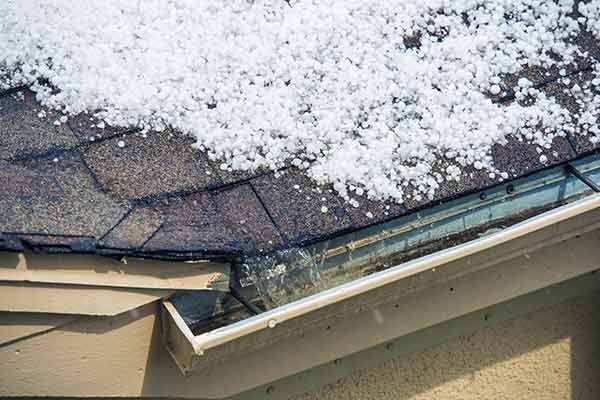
[[2, 0, 600, 203]]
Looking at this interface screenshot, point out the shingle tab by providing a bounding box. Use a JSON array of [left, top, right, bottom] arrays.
[[68, 112, 131, 142], [493, 135, 575, 178], [404, 160, 497, 211], [83, 131, 221, 200], [99, 206, 164, 250], [215, 166, 267, 187], [542, 69, 600, 154], [0, 90, 78, 160], [494, 28, 598, 103], [345, 197, 406, 228], [569, 13, 600, 62], [0, 154, 129, 239], [142, 191, 234, 254], [251, 169, 353, 246], [17, 234, 98, 253], [143, 184, 283, 255], [213, 184, 285, 252]]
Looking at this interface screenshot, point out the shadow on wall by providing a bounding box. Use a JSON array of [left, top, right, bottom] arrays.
[[570, 294, 600, 400]]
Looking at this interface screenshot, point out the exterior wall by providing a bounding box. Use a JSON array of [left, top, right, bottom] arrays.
[[295, 292, 600, 400], [0, 273, 598, 399]]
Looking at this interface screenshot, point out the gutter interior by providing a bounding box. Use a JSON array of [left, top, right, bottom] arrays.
[[173, 152, 600, 335]]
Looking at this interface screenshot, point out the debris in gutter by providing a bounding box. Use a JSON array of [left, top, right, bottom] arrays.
[[186, 158, 600, 327]]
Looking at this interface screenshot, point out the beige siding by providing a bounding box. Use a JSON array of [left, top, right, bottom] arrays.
[[295, 292, 600, 400], [0, 286, 598, 399]]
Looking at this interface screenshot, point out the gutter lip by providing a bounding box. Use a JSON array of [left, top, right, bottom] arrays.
[[191, 193, 600, 354]]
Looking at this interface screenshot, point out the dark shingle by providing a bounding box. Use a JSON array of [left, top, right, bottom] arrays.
[[571, 23, 600, 62], [214, 165, 267, 186], [0, 154, 129, 238], [434, 164, 497, 202], [17, 234, 98, 253], [142, 192, 234, 254], [83, 131, 221, 200], [0, 90, 78, 160], [214, 184, 285, 252], [99, 206, 164, 250], [494, 24, 599, 103], [542, 69, 600, 154], [68, 112, 131, 142], [404, 160, 497, 211], [345, 197, 406, 228], [493, 135, 575, 177], [143, 184, 283, 255], [251, 169, 353, 246]]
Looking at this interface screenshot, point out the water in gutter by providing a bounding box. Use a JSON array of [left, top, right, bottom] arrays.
[[174, 153, 600, 335]]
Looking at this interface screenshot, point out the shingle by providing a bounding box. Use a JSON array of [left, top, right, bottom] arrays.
[[570, 12, 600, 62], [17, 234, 97, 252], [209, 152, 293, 187], [99, 206, 164, 250], [498, 63, 588, 103], [214, 184, 285, 252], [501, 65, 555, 94], [141, 192, 231, 254], [143, 184, 283, 255], [345, 196, 406, 228], [579, 35, 600, 63], [0, 90, 78, 160], [0, 233, 25, 252], [83, 131, 221, 200], [68, 112, 131, 142], [403, 160, 497, 211], [251, 169, 353, 246], [494, 26, 598, 103], [541, 69, 600, 154], [433, 162, 497, 201], [214, 165, 267, 186], [0, 154, 129, 238], [493, 135, 575, 177]]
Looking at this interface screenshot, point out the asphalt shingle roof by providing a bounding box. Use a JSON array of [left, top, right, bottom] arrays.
[[1, 28, 599, 261]]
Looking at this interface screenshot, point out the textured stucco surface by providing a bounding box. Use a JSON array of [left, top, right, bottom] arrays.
[[295, 292, 600, 400]]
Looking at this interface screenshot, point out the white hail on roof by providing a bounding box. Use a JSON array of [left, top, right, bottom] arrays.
[[1, 0, 600, 204]]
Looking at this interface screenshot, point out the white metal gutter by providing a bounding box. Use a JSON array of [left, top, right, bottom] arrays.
[[189, 193, 600, 355]]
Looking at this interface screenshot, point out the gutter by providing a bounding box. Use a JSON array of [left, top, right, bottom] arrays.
[[173, 192, 600, 356], [160, 157, 600, 384]]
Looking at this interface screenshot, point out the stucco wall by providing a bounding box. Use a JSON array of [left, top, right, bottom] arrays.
[[295, 292, 600, 400]]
